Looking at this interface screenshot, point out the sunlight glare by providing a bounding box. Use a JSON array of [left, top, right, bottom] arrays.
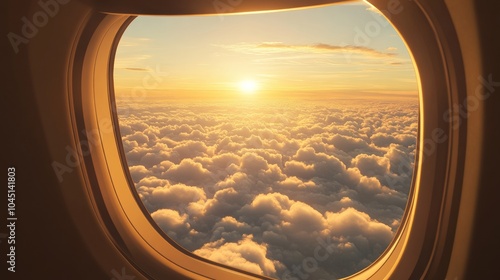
[[239, 80, 259, 94]]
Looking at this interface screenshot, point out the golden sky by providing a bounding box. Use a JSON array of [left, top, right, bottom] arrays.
[[114, 1, 418, 101]]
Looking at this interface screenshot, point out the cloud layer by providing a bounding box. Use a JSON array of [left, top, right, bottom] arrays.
[[118, 98, 417, 279], [216, 42, 397, 58]]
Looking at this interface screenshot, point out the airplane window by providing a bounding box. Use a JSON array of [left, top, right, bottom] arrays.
[[113, 1, 418, 279]]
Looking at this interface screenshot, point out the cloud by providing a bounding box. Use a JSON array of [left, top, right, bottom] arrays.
[[194, 234, 279, 277], [356, 175, 386, 200], [278, 176, 316, 189], [325, 207, 393, 246], [243, 192, 293, 217], [123, 67, 150, 71], [240, 153, 269, 174], [351, 154, 390, 177], [216, 42, 396, 58], [118, 99, 418, 279], [329, 134, 370, 153], [283, 160, 315, 180], [140, 152, 170, 168], [163, 159, 212, 185], [168, 140, 210, 163], [124, 131, 149, 145], [151, 208, 191, 238], [146, 183, 206, 211], [129, 165, 151, 182], [204, 187, 252, 218], [281, 201, 327, 233]]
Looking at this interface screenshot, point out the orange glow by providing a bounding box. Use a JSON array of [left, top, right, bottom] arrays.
[[239, 80, 259, 94]]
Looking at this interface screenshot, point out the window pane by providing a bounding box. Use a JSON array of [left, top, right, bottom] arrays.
[[114, 1, 418, 279]]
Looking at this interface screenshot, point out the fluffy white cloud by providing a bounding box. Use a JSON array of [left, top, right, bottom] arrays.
[[124, 131, 149, 145], [283, 161, 315, 180], [144, 183, 206, 211], [281, 201, 327, 234], [325, 207, 393, 246], [129, 165, 151, 182], [240, 153, 269, 174], [244, 192, 293, 218], [151, 208, 191, 238], [163, 159, 213, 185], [194, 234, 279, 277], [352, 154, 390, 177], [118, 99, 417, 279], [278, 176, 316, 189], [169, 140, 210, 163]]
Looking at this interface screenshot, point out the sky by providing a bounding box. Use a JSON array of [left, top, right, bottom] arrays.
[[114, 1, 418, 99], [114, 1, 419, 279]]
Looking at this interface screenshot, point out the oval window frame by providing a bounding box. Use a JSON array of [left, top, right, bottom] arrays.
[[70, 0, 467, 279]]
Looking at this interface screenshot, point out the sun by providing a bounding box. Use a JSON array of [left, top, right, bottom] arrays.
[[239, 80, 259, 94]]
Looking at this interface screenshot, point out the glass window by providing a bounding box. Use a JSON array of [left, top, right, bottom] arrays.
[[113, 1, 418, 278]]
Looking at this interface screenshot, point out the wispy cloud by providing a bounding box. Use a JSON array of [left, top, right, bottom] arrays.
[[216, 42, 397, 58], [114, 54, 153, 70], [124, 67, 151, 72]]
